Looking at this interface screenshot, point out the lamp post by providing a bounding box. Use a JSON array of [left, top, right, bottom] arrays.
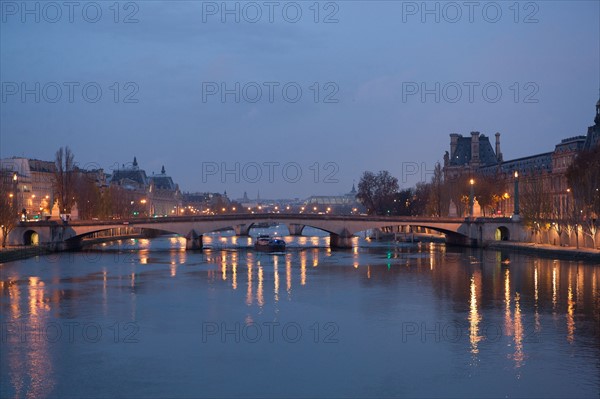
[[12, 173, 18, 221], [513, 171, 520, 220], [566, 188, 571, 220], [469, 178, 475, 217]]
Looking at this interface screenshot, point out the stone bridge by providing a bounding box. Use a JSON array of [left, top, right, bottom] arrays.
[[7, 214, 524, 250]]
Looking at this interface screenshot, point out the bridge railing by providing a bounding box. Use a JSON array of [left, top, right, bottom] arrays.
[[16, 214, 516, 228]]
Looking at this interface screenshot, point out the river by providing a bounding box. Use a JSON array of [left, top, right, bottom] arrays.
[[1, 226, 598, 398]]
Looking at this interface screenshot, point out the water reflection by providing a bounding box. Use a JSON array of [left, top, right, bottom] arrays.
[[468, 273, 482, 358], [513, 293, 525, 369], [286, 256, 292, 296], [246, 254, 253, 306], [2, 277, 55, 399], [232, 255, 238, 291], [534, 265, 540, 332], [567, 274, 575, 344], [257, 265, 264, 308], [273, 256, 279, 302], [1, 235, 599, 398], [504, 268, 512, 337]]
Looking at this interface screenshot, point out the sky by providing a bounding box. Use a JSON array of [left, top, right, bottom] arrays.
[[1, 0, 599, 199]]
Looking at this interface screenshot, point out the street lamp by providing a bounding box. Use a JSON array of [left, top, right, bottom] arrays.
[[513, 171, 520, 219], [140, 199, 147, 217], [503, 192, 510, 216], [11, 173, 18, 221], [566, 188, 571, 219], [469, 178, 475, 217]]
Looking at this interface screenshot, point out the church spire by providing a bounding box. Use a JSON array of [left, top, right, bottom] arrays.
[[133, 156, 138, 168], [161, 165, 165, 174]]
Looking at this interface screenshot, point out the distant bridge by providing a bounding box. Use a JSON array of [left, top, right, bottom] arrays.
[[8, 214, 524, 250]]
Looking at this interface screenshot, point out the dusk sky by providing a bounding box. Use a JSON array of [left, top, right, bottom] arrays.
[[1, 1, 598, 199]]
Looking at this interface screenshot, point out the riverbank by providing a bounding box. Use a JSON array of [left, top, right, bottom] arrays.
[[487, 241, 600, 261], [0, 234, 150, 264], [0, 245, 51, 264]]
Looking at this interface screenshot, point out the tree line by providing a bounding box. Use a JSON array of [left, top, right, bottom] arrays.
[[356, 164, 508, 217], [355, 148, 599, 247]]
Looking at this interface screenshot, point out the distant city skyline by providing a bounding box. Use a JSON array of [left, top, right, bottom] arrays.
[[1, 1, 598, 198]]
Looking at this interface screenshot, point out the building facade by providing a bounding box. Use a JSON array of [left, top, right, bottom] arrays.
[[303, 185, 364, 214], [0, 157, 56, 218], [443, 98, 600, 218], [109, 157, 181, 216]]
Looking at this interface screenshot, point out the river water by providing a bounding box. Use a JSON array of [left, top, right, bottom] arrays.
[[1, 227, 599, 398]]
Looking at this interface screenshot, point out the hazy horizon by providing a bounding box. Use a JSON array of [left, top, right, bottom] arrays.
[[2, 1, 599, 198]]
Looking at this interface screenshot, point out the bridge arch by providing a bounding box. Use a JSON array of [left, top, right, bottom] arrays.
[[495, 226, 510, 241], [66, 227, 181, 243], [352, 223, 460, 238], [23, 230, 39, 246], [178, 220, 338, 237]]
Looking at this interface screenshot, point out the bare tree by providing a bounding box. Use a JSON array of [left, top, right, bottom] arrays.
[[567, 145, 600, 247], [413, 182, 432, 216], [521, 171, 553, 240], [108, 186, 137, 219], [357, 170, 399, 215], [375, 170, 399, 215], [74, 172, 102, 220], [444, 174, 470, 217], [428, 163, 444, 216], [0, 172, 19, 247], [54, 146, 76, 214], [356, 171, 377, 215], [475, 173, 506, 217]]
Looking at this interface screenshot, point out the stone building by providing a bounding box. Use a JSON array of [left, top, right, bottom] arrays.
[[443, 131, 503, 181], [109, 157, 181, 216], [148, 166, 182, 216], [442, 98, 600, 218], [303, 185, 364, 214], [0, 157, 56, 218]]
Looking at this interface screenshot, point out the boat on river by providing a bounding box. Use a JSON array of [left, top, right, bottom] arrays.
[[254, 234, 286, 252]]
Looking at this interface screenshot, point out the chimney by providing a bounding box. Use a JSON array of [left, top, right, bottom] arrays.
[[450, 133, 461, 158], [470, 131, 480, 164], [495, 132, 502, 161]]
